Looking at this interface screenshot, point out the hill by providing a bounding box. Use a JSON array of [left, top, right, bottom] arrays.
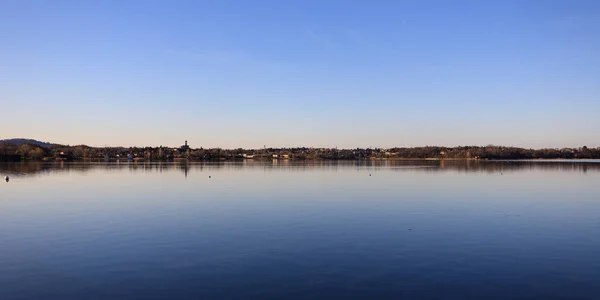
[[0, 138, 56, 148]]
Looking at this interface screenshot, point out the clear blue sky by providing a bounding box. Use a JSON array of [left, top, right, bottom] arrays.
[[1, 0, 599, 148]]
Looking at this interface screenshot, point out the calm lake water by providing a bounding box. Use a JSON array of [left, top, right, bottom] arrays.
[[1, 161, 599, 300]]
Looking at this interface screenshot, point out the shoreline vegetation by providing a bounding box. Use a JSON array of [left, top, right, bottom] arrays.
[[1, 140, 599, 162]]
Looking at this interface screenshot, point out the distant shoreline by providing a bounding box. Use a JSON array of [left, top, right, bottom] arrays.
[[1, 140, 599, 161], [2, 157, 600, 163]]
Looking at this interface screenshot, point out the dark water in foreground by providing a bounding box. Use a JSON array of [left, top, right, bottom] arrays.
[[1, 160, 599, 300]]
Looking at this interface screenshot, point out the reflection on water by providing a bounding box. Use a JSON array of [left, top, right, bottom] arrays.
[[1, 161, 599, 300], [2, 160, 599, 178]]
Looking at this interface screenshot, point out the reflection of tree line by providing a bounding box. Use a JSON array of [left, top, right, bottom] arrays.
[[426, 160, 598, 174], [1, 160, 598, 177]]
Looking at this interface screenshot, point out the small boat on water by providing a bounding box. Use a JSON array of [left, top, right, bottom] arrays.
[[4, 176, 9, 182]]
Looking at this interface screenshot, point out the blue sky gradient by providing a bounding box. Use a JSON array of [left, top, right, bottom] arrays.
[[1, 0, 599, 148]]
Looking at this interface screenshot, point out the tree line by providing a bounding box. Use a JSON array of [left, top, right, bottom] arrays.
[[1, 142, 599, 161]]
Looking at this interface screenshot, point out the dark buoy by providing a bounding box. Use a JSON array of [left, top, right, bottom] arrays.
[[369, 174, 372, 176], [501, 173, 503, 175], [4, 176, 8, 182], [408, 228, 412, 231], [209, 176, 211, 178]]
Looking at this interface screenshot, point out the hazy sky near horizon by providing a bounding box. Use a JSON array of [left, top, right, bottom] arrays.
[[1, 0, 599, 148]]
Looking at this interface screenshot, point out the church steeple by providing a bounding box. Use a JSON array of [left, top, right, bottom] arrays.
[[180, 140, 190, 152]]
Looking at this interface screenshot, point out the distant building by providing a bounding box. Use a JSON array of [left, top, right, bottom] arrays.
[[180, 140, 190, 152]]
